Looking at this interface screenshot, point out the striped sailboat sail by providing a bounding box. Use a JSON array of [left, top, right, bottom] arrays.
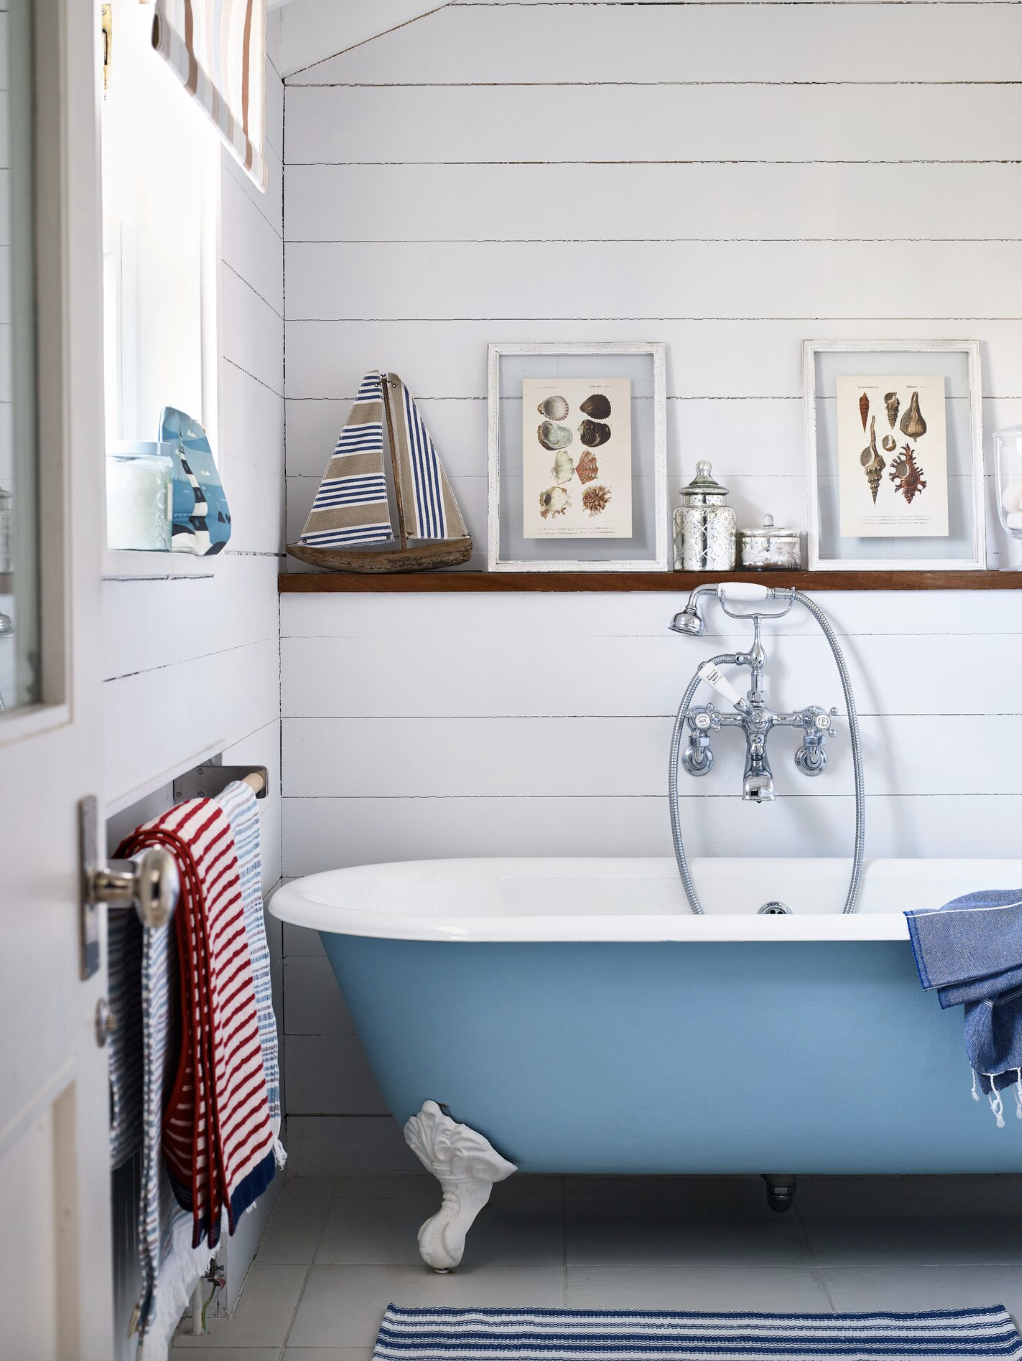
[[387, 373, 470, 543], [297, 371, 395, 549]]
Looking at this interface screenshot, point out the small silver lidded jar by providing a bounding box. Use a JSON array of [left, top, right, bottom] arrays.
[[738, 514, 800, 571], [673, 460, 736, 571]]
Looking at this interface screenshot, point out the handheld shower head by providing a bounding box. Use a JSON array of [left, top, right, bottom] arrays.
[[669, 607, 705, 636]]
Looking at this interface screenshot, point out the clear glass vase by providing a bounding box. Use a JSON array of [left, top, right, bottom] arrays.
[[994, 426, 1022, 570]]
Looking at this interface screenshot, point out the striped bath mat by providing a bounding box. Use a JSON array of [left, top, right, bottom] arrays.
[[372, 1304, 1022, 1361]]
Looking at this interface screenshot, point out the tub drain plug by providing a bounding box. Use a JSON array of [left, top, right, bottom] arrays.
[[758, 901, 792, 915]]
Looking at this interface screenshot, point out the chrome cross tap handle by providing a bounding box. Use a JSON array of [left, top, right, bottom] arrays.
[[794, 706, 838, 776]]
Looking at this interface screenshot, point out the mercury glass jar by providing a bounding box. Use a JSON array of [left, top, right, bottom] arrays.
[[738, 514, 800, 571], [673, 460, 737, 571]]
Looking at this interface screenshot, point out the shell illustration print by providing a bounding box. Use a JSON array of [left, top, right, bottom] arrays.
[[523, 375, 633, 539], [576, 450, 599, 485], [539, 486, 570, 519], [551, 449, 575, 485], [582, 485, 611, 516], [890, 445, 927, 504], [900, 391, 927, 440], [860, 416, 886, 504], [580, 393, 611, 420], [538, 421, 572, 452], [859, 392, 869, 432], [578, 418, 612, 449], [537, 395, 569, 420]]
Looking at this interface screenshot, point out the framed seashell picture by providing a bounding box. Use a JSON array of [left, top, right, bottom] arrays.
[[803, 339, 986, 571], [487, 342, 668, 572]]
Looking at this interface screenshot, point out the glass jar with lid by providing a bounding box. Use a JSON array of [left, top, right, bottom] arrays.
[[673, 460, 736, 571], [738, 514, 800, 571]]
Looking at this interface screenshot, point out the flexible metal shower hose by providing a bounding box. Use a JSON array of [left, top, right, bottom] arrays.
[[668, 591, 866, 915]]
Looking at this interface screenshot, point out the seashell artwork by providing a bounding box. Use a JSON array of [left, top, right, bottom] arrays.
[[882, 434, 897, 452], [859, 393, 869, 432], [580, 393, 611, 420], [537, 421, 572, 452], [537, 395, 569, 421], [885, 393, 900, 429], [551, 449, 575, 485], [582, 484, 611, 516], [578, 419, 611, 448], [538, 486, 570, 519], [576, 450, 599, 485], [890, 445, 926, 503], [900, 391, 926, 440], [860, 416, 885, 504]]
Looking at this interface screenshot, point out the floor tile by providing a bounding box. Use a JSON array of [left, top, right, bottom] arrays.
[[316, 1195, 437, 1266], [316, 1194, 564, 1267], [258, 1190, 333, 1264], [173, 1265, 306, 1349], [287, 1264, 566, 1348], [567, 1264, 833, 1312], [280, 1176, 337, 1201], [333, 1173, 434, 1200], [822, 1264, 1022, 1319], [798, 1174, 1022, 1217], [565, 1176, 765, 1210], [804, 1213, 1022, 1266], [565, 1203, 812, 1268]]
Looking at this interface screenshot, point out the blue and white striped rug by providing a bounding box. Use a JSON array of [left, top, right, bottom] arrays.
[[372, 1304, 1022, 1361]]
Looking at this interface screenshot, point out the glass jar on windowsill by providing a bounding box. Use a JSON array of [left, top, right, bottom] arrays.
[[106, 442, 174, 552]]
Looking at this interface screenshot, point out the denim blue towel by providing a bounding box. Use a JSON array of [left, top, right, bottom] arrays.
[[906, 889, 1022, 1125]]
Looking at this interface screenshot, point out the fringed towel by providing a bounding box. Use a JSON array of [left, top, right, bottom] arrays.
[[216, 779, 285, 1168], [372, 1304, 1022, 1361], [116, 795, 278, 1358], [906, 888, 1022, 1125]]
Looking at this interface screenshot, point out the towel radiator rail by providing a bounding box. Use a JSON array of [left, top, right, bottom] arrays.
[[80, 769, 267, 979]]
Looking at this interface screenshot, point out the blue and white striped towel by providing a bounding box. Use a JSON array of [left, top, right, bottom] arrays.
[[372, 1304, 1022, 1361], [216, 780, 284, 1161], [108, 907, 143, 1169], [116, 781, 284, 1359]]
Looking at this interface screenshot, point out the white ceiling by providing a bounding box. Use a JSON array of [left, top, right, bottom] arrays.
[[270, 0, 449, 79]]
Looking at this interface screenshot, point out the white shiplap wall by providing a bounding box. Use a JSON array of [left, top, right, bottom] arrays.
[[104, 20, 286, 1321], [280, 0, 1022, 1172]]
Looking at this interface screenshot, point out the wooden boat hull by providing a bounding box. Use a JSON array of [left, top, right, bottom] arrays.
[[286, 538, 472, 574]]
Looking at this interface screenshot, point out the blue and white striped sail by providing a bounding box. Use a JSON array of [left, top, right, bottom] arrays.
[[298, 370, 395, 549], [388, 373, 469, 543]]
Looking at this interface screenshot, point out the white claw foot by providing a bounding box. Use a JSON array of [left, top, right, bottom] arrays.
[[403, 1100, 517, 1272]]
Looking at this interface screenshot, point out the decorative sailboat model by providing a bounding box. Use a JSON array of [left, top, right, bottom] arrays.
[[288, 370, 472, 572]]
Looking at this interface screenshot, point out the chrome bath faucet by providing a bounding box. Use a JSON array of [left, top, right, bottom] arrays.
[[671, 588, 837, 804]]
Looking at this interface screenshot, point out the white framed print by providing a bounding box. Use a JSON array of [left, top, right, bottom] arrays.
[[487, 342, 668, 572], [803, 340, 985, 571]]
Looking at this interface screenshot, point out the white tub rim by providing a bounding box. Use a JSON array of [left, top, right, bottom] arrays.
[[268, 855, 1022, 944]]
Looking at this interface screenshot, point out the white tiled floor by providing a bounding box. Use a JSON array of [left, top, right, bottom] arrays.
[[173, 1172, 1022, 1358]]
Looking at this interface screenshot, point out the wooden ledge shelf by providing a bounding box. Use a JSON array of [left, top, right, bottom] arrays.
[[279, 569, 1022, 594]]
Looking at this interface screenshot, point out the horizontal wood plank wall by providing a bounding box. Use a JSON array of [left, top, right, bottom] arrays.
[[280, 0, 1022, 1172], [102, 28, 287, 1302]]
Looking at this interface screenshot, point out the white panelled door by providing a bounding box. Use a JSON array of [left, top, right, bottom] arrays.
[[0, 1, 113, 1357]]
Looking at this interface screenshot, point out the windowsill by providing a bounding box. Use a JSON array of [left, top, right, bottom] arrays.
[[102, 548, 218, 581]]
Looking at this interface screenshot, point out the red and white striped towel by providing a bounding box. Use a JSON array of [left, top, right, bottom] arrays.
[[118, 798, 276, 1249]]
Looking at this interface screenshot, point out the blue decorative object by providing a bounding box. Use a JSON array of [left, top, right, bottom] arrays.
[[157, 406, 231, 555]]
